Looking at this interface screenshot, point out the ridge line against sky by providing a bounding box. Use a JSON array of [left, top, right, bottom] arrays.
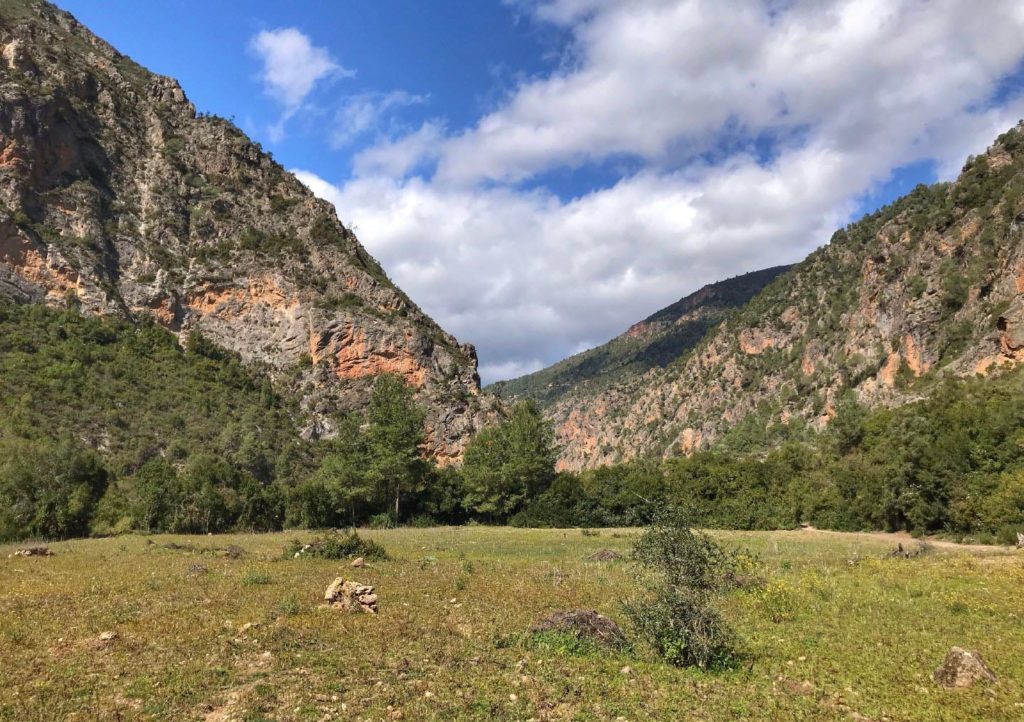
[[55, 0, 1024, 384]]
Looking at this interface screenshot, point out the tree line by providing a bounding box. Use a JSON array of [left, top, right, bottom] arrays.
[[1, 302, 1021, 542]]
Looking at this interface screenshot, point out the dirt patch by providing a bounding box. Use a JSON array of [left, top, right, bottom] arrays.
[[585, 549, 622, 561], [531, 609, 626, 648]]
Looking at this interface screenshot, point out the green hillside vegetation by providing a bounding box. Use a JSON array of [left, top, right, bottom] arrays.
[[2, 298, 1022, 543], [489, 266, 790, 406], [514, 366, 1024, 543]]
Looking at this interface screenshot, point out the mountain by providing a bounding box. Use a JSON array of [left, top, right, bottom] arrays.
[[490, 265, 790, 406], [534, 124, 1024, 470], [0, 0, 493, 462]]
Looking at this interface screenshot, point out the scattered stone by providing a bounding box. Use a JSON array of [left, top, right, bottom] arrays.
[[351, 557, 365, 568], [585, 549, 622, 561], [238, 622, 260, 636], [186, 563, 208, 576], [933, 647, 996, 688], [324, 577, 378, 614], [775, 676, 814, 695], [85, 631, 118, 651], [10, 546, 53, 558], [530, 609, 626, 648], [886, 542, 929, 559]]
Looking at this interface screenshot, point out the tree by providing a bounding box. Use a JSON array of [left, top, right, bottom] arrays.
[[363, 374, 426, 521], [308, 413, 375, 526], [0, 438, 108, 541], [462, 400, 557, 521]]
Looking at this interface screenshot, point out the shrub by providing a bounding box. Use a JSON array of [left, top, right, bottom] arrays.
[[241, 569, 271, 586], [623, 509, 738, 669], [285, 531, 389, 561], [369, 513, 395, 530]]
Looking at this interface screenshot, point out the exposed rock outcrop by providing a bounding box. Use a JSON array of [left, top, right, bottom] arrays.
[[932, 647, 996, 688], [520, 124, 1024, 470], [0, 0, 496, 461]]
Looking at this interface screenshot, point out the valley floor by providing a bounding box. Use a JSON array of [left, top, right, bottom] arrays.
[[0, 528, 1021, 721]]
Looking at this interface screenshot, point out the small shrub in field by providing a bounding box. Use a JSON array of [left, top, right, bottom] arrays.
[[623, 509, 738, 669], [242, 569, 271, 586], [285, 531, 389, 561], [750, 578, 796, 623]]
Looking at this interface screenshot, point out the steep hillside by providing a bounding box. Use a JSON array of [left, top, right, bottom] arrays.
[[0, 0, 492, 462], [553, 123, 1024, 470], [490, 266, 790, 407]]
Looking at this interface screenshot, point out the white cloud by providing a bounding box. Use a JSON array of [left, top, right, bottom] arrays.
[[294, 0, 1024, 384], [331, 91, 428, 149], [249, 27, 351, 139]]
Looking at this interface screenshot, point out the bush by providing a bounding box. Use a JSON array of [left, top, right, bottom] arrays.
[[369, 513, 395, 530], [623, 509, 738, 669], [241, 569, 271, 585], [285, 531, 389, 561]]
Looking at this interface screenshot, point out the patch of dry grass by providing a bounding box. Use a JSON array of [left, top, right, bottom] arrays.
[[0, 528, 1021, 721]]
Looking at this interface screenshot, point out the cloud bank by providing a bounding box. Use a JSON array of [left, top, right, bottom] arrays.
[[285, 0, 1024, 383]]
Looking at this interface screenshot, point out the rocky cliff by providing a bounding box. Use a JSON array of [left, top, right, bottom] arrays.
[[544, 124, 1024, 470], [0, 0, 493, 461], [491, 265, 789, 407]]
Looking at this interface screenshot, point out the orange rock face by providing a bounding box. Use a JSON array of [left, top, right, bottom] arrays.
[[0, 226, 82, 301], [184, 277, 299, 318]]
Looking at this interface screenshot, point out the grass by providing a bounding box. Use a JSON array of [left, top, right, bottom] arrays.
[[0, 527, 1021, 721]]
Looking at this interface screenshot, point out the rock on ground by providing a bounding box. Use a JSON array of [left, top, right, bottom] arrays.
[[531, 609, 626, 648], [933, 647, 996, 688], [324, 578, 378, 614], [9, 546, 53, 558]]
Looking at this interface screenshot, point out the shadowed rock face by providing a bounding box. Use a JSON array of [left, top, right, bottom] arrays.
[[0, 0, 497, 461]]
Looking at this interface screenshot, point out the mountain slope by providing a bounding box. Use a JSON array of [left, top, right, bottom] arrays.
[[551, 123, 1024, 470], [490, 265, 790, 406], [0, 0, 492, 461]]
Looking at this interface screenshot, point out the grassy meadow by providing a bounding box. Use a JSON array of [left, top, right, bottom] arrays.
[[0, 527, 1021, 722]]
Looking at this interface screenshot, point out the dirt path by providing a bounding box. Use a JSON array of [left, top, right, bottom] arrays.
[[797, 526, 1015, 553]]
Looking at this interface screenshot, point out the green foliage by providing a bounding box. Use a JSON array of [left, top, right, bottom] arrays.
[[364, 375, 428, 520], [284, 531, 389, 561], [0, 437, 107, 541], [462, 400, 557, 520], [624, 509, 738, 669]]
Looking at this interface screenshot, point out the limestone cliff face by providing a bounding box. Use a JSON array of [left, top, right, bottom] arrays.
[[547, 125, 1024, 470], [0, 0, 494, 461]]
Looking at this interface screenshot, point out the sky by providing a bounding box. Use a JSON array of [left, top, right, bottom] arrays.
[[55, 0, 1024, 384]]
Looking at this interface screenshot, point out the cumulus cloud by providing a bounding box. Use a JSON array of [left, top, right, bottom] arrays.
[[295, 0, 1024, 384], [249, 27, 351, 140]]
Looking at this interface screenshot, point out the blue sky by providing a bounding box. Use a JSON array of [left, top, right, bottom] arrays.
[[54, 0, 1024, 383]]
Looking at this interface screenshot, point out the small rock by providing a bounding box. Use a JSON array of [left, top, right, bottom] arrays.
[[351, 557, 364, 568], [933, 647, 996, 688], [620, 666, 632, 675], [98, 631, 117, 642], [10, 546, 53, 558], [324, 577, 378, 614], [585, 549, 622, 561]]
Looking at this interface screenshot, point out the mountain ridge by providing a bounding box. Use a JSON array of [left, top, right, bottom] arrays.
[[516, 125, 1024, 470], [0, 0, 495, 461], [491, 265, 791, 407]]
